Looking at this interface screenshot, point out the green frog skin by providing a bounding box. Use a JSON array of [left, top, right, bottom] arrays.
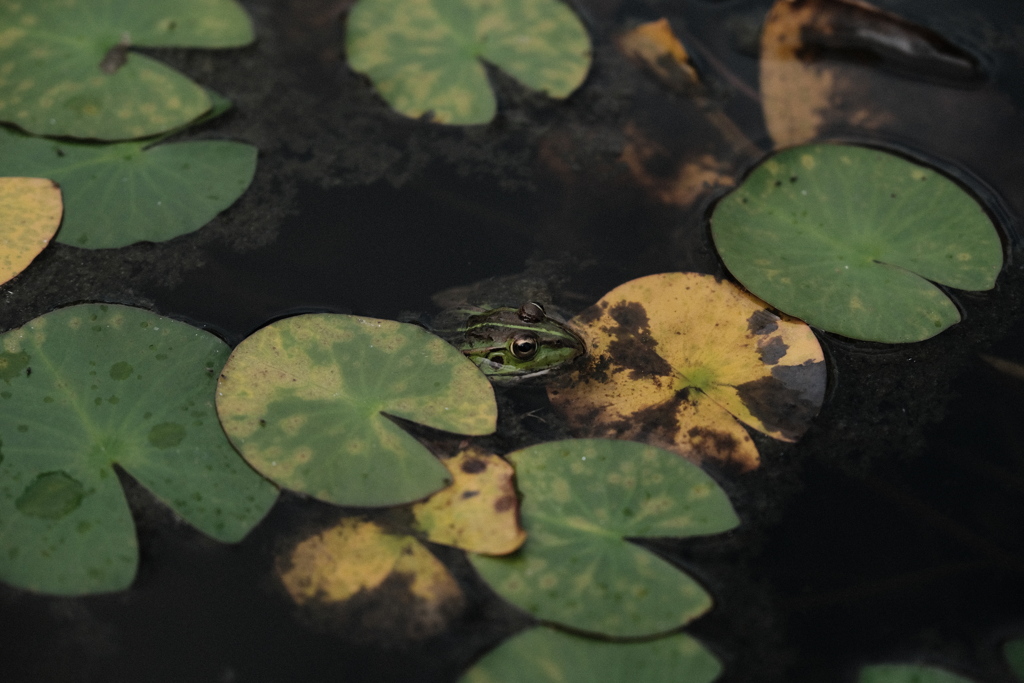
[[452, 302, 586, 382]]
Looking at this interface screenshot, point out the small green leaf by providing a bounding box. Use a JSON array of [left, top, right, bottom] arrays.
[[711, 144, 1003, 342], [216, 314, 497, 507], [346, 0, 591, 125], [0, 0, 253, 140], [0, 126, 256, 248], [458, 626, 722, 683], [0, 304, 278, 595], [1005, 638, 1024, 681], [470, 439, 739, 637], [858, 663, 977, 683]]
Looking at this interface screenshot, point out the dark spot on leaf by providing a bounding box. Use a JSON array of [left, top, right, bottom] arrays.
[[0, 351, 30, 383], [575, 303, 604, 325], [148, 422, 186, 449], [747, 310, 779, 336], [109, 361, 133, 380], [789, 175, 798, 183], [16, 471, 86, 519], [494, 495, 515, 512], [758, 336, 789, 365], [99, 40, 130, 75], [460, 458, 486, 474], [460, 490, 480, 499], [735, 361, 825, 439], [687, 425, 740, 461], [605, 301, 673, 380]]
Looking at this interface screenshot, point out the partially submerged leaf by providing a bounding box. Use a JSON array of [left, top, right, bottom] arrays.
[[548, 273, 825, 470], [760, 0, 981, 148], [470, 439, 739, 637], [0, 177, 62, 283], [858, 663, 977, 683], [216, 314, 497, 507], [412, 444, 525, 555], [278, 518, 464, 638], [0, 0, 254, 140], [345, 0, 591, 125], [0, 126, 257, 248], [617, 18, 701, 94], [0, 304, 278, 595], [459, 626, 722, 683], [619, 124, 735, 207], [1007, 638, 1024, 681], [711, 144, 1003, 342]]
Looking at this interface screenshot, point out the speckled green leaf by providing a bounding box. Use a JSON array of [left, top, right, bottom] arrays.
[[0, 0, 253, 140], [0, 125, 256, 248], [0, 304, 278, 595], [469, 439, 738, 637], [711, 144, 1003, 342], [458, 626, 722, 683], [216, 314, 497, 507], [346, 0, 591, 125], [858, 664, 977, 683], [1005, 638, 1024, 681]]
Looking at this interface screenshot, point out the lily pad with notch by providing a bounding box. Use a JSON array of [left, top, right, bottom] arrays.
[[711, 143, 1003, 342], [0, 176, 62, 283], [0, 0, 254, 140], [469, 438, 739, 637], [0, 122, 256, 248], [548, 273, 825, 471], [215, 314, 497, 507], [458, 625, 722, 683], [0, 303, 278, 595], [345, 0, 591, 125]]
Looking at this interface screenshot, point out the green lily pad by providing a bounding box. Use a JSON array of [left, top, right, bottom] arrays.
[[346, 0, 592, 125], [711, 144, 1003, 342], [858, 664, 976, 683], [469, 439, 739, 637], [216, 314, 497, 507], [0, 125, 257, 248], [458, 626, 722, 683], [1006, 638, 1024, 681], [0, 303, 278, 595], [0, 0, 253, 140]]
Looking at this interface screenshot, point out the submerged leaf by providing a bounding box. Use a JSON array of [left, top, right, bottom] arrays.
[[711, 144, 1002, 342], [470, 439, 739, 637], [346, 0, 591, 125], [1007, 638, 1024, 681], [278, 518, 464, 638], [0, 0, 254, 140], [0, 304, 278, 595], [617, 18, 701, 95], [858, 664, 976, 683], [0, 126, 256, 248], [0, 177, 62, 283], [459, 626, 722, 683], [412, 444, 525, 555], [216, 314, 497, 507], [548, 273, 825, 470]]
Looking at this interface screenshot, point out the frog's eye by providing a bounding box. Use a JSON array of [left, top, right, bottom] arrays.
[[510, 333, 539, 360], [518, 302, 546, 323]]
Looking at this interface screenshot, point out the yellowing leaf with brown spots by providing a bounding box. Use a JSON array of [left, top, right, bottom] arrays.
[[617, 18, 701, 94], [548, 273, 825, 471], [0, 177, 62, 285], [278, 518, 464, 639], [411, 444, 525, 555]]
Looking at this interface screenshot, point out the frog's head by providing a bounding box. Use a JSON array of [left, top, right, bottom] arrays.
[[457, 302, 586, 382]]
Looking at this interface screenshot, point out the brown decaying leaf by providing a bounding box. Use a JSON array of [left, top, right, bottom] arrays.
[[981, 355, 1024, 382], [617, 18, 701, 94], [760, 0, 979, 148], [619, 123, 735, 207], [411, 444, 526, 555], [0, 177, 62, 286], [277, 518, 464, 639], [548, 273, 826, 471]]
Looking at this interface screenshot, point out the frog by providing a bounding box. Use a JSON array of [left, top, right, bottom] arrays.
[[443, 301, 586, 382]]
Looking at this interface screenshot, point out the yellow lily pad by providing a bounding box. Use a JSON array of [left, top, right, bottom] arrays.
[[411, 444, 526, 555], [548, 273, 825, 470], [0, 177, 62, 285], [278, 518, 464, 638]]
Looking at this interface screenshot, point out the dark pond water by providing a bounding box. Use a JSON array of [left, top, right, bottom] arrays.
[[2, 0, 1024, 681]]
